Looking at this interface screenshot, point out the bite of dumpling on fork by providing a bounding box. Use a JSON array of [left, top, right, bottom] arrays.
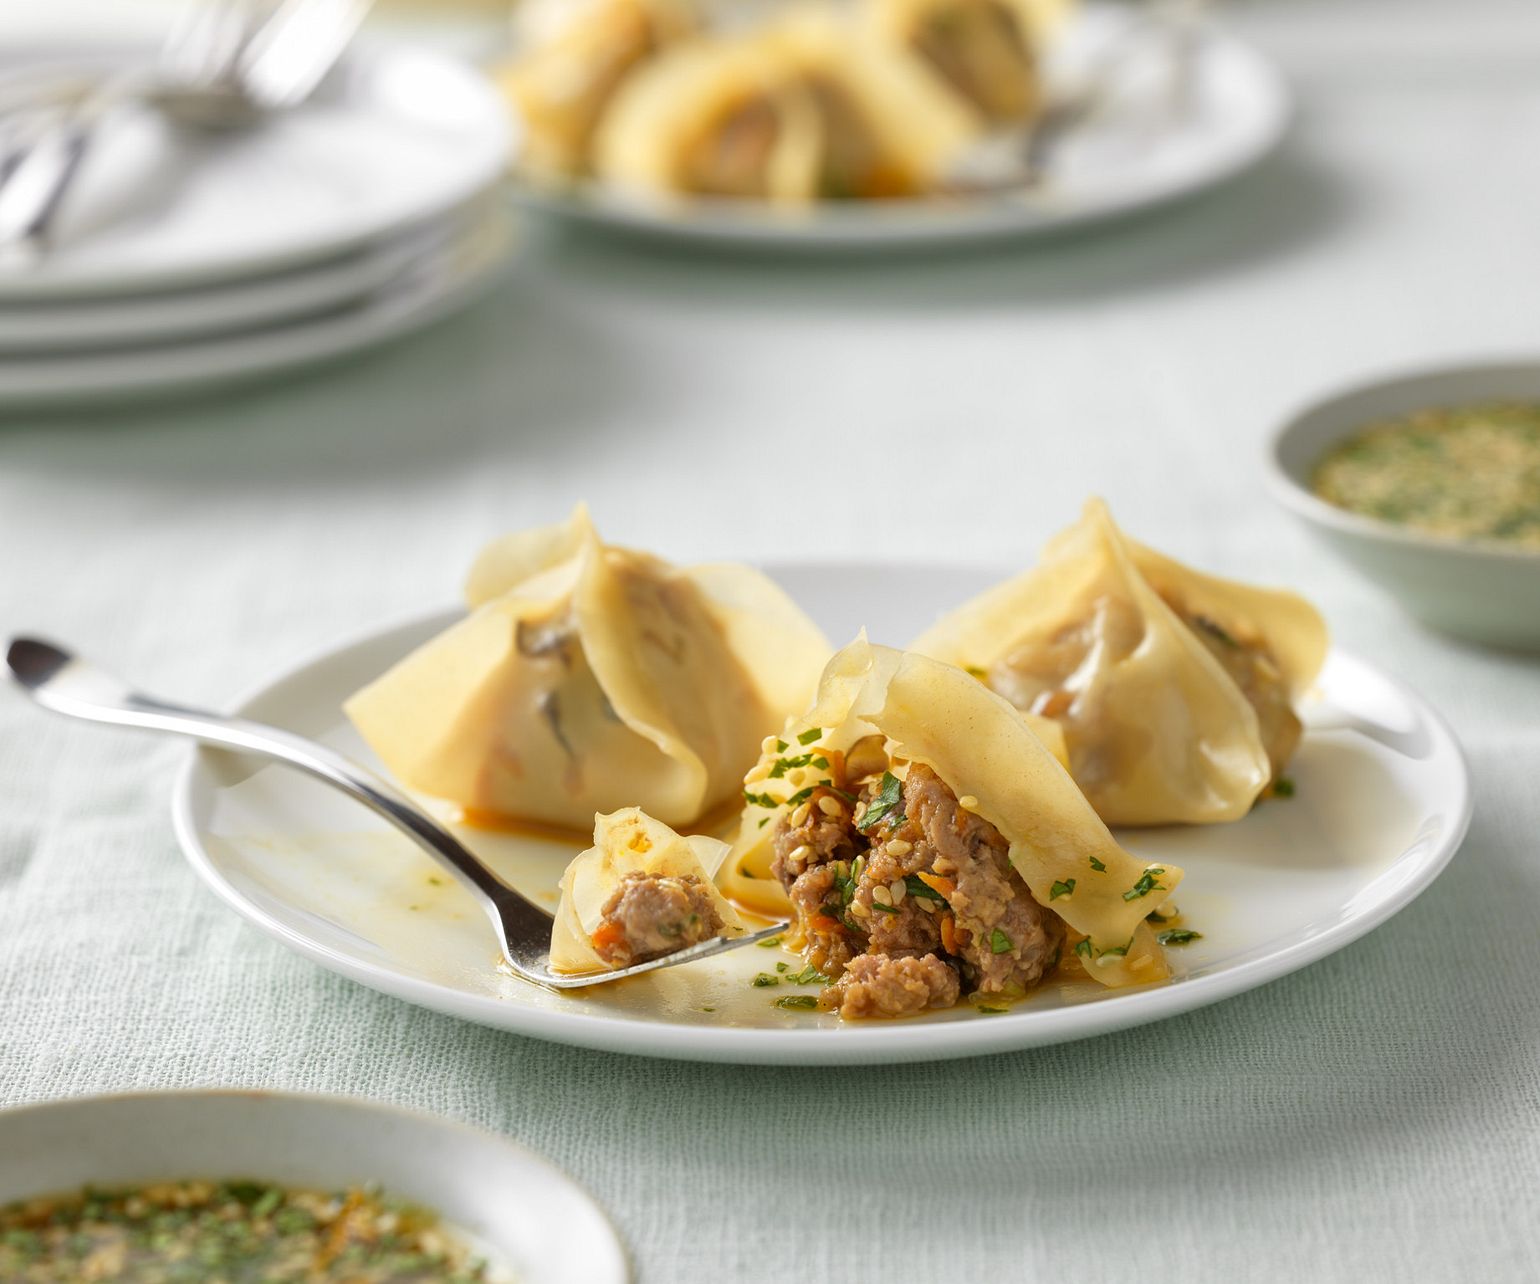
[[344, 500, 1325, 1018]]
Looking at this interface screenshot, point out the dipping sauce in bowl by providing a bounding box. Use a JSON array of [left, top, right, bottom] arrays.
[[0, 1179, 495, 1282], [1311, 402, 1540, 550]]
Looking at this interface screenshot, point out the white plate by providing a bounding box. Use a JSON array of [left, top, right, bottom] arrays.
[[0, 199, 490, 354], [507, 10, 1289, 250], [0, 208, 513, 406], [0, 42, 510, 299], [0, 1090, 627, 1284], [173, 562, 1471, 1066]]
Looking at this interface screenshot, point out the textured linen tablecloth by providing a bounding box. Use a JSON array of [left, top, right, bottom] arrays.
[[2, 0, 1539, 1279]]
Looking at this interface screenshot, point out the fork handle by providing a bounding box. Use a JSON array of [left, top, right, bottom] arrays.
[[0, 113, 95, 254]]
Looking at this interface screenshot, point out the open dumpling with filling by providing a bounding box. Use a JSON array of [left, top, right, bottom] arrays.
[[913, 499, 1329, 826], [592, 7, 981, 203], [719, 637, 1183, 1019], [500, 0, 699, 179], [551, 808, 746, 973], [344, 506, 830, 831], [863, 0, 1069, 124]]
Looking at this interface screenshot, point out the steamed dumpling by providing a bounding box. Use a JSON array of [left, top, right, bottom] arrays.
[[593, 8, 981, 203], [864, 0, 1069, 123], [345, 506, 830, 830], [501, 0, 699, 179], [720, 637, 1183, 1017], [551, 808, 745, 973], [913, 500, 1329, 826]]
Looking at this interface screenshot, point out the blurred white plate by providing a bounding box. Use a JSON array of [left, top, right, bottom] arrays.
[[0, 198, 491, 353], [0, 1090, 627, 1284], [508, 9, 1287, 250], [0, 207, 512, 406], [174, 562, 1470, 1066], [0, 42, 511, 299]]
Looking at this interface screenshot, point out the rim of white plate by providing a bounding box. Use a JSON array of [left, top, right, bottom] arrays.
[[171, 587, 1471, 1065]]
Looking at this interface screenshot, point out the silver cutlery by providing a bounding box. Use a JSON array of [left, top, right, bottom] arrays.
[[4, 637, 786, 990], [0, 0, 377, 261]]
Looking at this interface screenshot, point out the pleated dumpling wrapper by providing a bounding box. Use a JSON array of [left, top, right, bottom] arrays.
[[500, 0, 699, 179], [913, 500, 1329, 826], [592, 6, 981, 204], [344, 506, 831, 830], [863, 0, 1072, 124], [551, 808, 746, 974], [719, 636, 1182, 987]]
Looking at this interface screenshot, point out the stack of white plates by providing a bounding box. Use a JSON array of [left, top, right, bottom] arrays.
[[0, 41, 513, 408]]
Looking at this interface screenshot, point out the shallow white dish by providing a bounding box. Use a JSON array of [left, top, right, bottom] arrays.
[[173, 562, 1470, 1066], [0, 1090, 626, 1284], [0, 200, 488, 354], [0, 42, 510, 299], [507, 10, 1288, 250], [0, 208, 513, 407], [1267, 358, 1540, 650]]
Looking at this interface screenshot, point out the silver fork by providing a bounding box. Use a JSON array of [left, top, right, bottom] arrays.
[[0, 0, 375, 260], [4, 638, 786, 991]]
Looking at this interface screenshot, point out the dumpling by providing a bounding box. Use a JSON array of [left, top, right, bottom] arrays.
[[863, 0, 1070, 124], [592, 8, 981, 203], [719, 637, 1183, 1018], [913, 500, 1329, 826], [344, 506, 831, 830], [500, 0, 699, 179], [551, 808, 746, 973]]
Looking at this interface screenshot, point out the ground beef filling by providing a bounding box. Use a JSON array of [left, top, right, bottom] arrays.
[[771, 763, 1064, 1019], [592, 872, 723, 968]]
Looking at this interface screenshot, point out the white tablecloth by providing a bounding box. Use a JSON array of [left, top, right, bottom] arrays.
[[3, 0, 1539, 1279]]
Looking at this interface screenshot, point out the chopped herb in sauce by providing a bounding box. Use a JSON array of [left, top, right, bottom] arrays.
[[743, 789, 777, 808], [775, 739, 788, 753], [1049, 879, 1075, 901], [989, 929, 1013, 954], [1312, 401, 1540, 548], [1073, 937, 1093, 959], [751, 972, 780, 987], [1272, 776, 1297, 798], [1157, 929, 1203, 946], [757, 935, 784, 948], [774, 995, 819, 1010], [0, 1181, 491, 1283], [856, 772, 904, 832], [786, 964, 831, 986], [1088, 856, 1106, 872], [797, 727, 825, 746], [775, 961, 789, 973], [975, 1005, 1007, 1015]]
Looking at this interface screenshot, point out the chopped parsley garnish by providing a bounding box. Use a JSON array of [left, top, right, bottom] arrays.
[[775, 961, 789, 973], [1157, 929, 1203, 946], [904, 874, 948, 904], [797, 727, 825, 746], [1049, 879, 1076, 901], [1101, 941, 1129, 959], [856, 772, 904, 832], [743, 789, 777, 808], [769, 753, 821, 779], [1073, 938, 1093, 959], [775, 739, 788, 753], [975, 1005, 1007, 1015], [1122, 867, 1166, 902], [758, 817, 769, 829], [1273, 776, 1296, 798], [774, 995, 819, 1010], [786, 964, 830, 985], [1088, 856, 1106, 872], [751, 972, 780, 988], [989, 929, 1013, 954]]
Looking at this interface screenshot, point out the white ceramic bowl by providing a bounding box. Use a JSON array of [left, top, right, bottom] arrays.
[[1266, 359, 1540, 650], [0, 1091, 627, 1284]]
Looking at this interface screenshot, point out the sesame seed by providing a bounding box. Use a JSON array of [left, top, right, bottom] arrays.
[[885, 839, 913, 857], [817, 795, 843, 817], [958, 794, 979, 810], [789, 802, 811, 827], [788, 844, 812, 865], [872, 886, 892, 907], [888, 879, 906, 904]]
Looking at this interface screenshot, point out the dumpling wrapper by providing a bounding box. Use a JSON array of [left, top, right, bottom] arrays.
[[719, 636, 1181, 986], [913, 499, 1329, 825], [345, 506, 830, 830], [592, 7, 982, 204], [551, 808, 746, 974], [500, 0, 699, 179]]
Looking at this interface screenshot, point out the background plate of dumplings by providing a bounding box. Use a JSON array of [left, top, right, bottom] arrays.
[[172, 560, 1470, 1065], [505, 6, 1290, 250]]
